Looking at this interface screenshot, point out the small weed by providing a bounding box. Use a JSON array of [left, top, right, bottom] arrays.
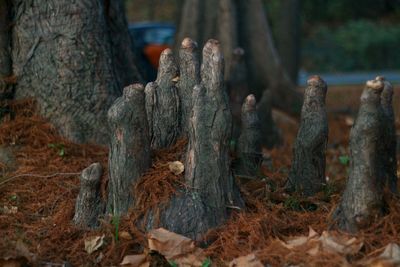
[[111, 215, 120, 242], [338, 155, 349, 165], [169, 261, 178, 267], [48, 143, 66, 157], [284, 195, 301, 210], [201, 258, 212, 267]]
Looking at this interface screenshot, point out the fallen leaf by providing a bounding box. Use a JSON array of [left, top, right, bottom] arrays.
[[120, 254, 148, 267], [84, 234, 105, 254], [229, 253, 263, 267], [168, 161, 184, 175], [148, 228, 206, 267], [119, 231, 132, 240], [319, 231, 363, 254], [344, 116, 354, 126]]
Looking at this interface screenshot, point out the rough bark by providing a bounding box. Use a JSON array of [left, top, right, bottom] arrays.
[[286, 76, 328, 196], [177, 38, 201, 135], [235, 94, 262, 177], [10, 0, 136, 144], [0, 0, 13, 99], [149, 40, 243, 239], [73, 163, 103, 228], [145, 49, 180, 149], [106, 0, 142, 87], [107, 84, 151, 216], [333, 80, 386, 233], [376, 76, 398, 194], [176, 0, 303, 115], [275, 0, 301, 84], [257, 89, 283, 148]]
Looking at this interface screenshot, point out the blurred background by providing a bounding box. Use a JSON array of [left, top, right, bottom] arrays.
[[125, 0, 400, 86]]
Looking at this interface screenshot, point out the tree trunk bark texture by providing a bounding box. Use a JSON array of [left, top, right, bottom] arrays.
[[333, 80, 386, 233], [286, 76, 328, 196], [73, 163, 103, 228], [10, 0, 140, 144], [376, 76, 398, 194], [143, 39, 243, 240], [145, 49, 181, 149], [176, 0, 303, 116], [107, 84, 151, 216], [0, 0, 12, 99], [234, 94, 262, 177]]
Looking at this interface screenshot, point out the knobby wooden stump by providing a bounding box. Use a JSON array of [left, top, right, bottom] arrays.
[[73, 163, 103, 228], [107, 84, 151, 216], [286, 76, 328, 196], [146, 39, 243, 240], [145, 49, 181, 149], [333, 79, 386, 233], [177, 38, 201, 136], [376, 76, 398, 194], [235, 94, 262, 177]]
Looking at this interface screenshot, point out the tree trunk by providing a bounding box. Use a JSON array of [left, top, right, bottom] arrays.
[[275, 0, 301, 84], [286, 76, 328, 196], [235, 94, 262, 177], [73, 163, 103, 228], [0, 0, 12, 100], [146, 39, 243, 239], [107, 84, 151, 216], [333, 80, 386, 233], [145, 49, 181, 149], [377, 76, 398, 194], [10, 0, 139, 144]]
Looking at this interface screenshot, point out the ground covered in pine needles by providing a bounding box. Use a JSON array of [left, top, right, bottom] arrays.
[[0, 85, 399, 267]]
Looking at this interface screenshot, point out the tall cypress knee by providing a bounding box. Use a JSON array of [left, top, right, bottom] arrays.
[[145, 49, 181, 149], [235, 94, 262, 177], [149, 39, 243, 240], [177, 38, 201, 135], [376, 76, 398, 194], [286, 76, 328, 196], [333, 79, 386, 233], [73, 163, 103, 228], [107, 84, 150, 216]]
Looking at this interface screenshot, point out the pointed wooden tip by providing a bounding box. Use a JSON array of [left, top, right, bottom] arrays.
[[366, 79, 384, 91], [233, 47, 245, 56], [181, 37, 198, 49], [161, 48, 173, 56], [307, 75, 326, 87], [123, 83, 144, 98], [204, 39, 223, 60], [375, 75, 385, 81], [243, 94, 257, 111]]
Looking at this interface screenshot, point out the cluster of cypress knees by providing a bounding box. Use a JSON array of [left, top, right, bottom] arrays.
[[72, 38, 397, 239]]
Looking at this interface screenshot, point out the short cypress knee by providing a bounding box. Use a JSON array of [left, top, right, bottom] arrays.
[[107, 84, 151, 216], [73, 163, 103, 228], [286, 76, 328, 196], [333, 79, 386, 233], [145, 49, 181, 149], [235, 94, 262, 177], [376, 76, 398, 194]]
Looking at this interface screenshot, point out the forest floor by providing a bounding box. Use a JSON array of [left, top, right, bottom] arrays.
[[0, 85, 399, 267]]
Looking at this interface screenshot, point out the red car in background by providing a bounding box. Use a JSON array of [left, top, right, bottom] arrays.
[[129, 22, 176, 81]]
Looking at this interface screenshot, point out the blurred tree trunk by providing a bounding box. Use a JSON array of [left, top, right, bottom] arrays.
[[0, 0, 13, 100], [176, 0, 303, 115], [8, 0, 141, 144], [275, 0, 301, 84]]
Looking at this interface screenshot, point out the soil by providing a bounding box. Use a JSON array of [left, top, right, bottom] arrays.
[[0, 85, 399, 266]]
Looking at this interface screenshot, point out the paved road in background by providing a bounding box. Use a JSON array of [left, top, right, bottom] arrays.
[[298, 71, 400, 86]]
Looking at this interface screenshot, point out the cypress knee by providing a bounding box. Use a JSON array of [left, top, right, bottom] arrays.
[[73, 163, 103, 228], [107, 84, 151, 216], [376, 76, 398, 194], [286, 76, 328, 196], [150, 39, 243, 239], [333, 79, 386, 233], [145, 49, 181, 149], [235, 94, 262, 177], [177, 37, 201, 135]]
